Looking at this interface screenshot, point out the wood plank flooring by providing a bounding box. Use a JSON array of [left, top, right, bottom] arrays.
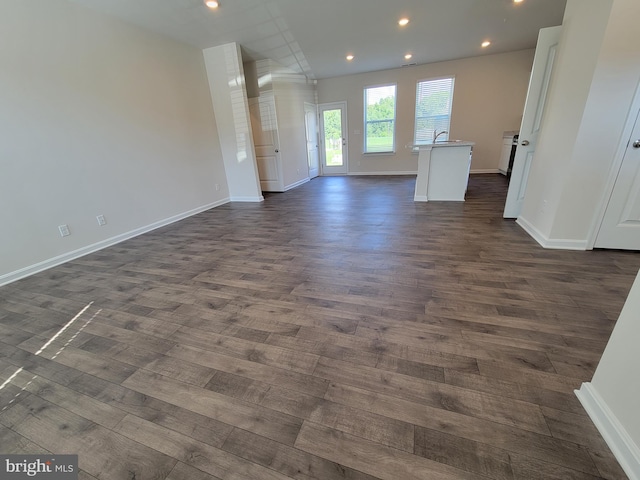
[[1, 174, 639, 479]]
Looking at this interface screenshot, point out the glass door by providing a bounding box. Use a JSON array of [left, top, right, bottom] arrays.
[[318, 102, 348, 175]]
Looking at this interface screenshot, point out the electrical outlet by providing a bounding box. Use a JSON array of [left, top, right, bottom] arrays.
[[58, 225, 70, 237], [296, 168, 300, 174], [96, 215, 106, 226], [215, 184, 220, 191]]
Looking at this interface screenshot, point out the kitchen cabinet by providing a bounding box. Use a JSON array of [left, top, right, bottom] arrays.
[[414, 141, 475, 201]]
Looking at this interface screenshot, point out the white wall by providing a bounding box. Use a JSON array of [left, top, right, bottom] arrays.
[[203, 43, 263, 202], [0, 0, 229, 283], [592, 268, 640, 454], [272, 70, 317, 188], [245, 59, 317, 190], [316, 50, 535, 174], [519, 0, 640, 247], [578, 268, 640, 479], [552, 0, 640, 243]]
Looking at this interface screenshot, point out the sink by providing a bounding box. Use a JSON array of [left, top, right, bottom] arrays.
[[434, 139, 462, 144]]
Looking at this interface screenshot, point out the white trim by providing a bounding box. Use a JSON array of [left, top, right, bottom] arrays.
[[347, 171, 417, 176], [427, 198, 464, 202], [516, 216, 588, 250], [543, 237, 589, 250], [516, 216, 549, 247], [229, 195, 264, 202], [0, 199, 230, 287], [284, 177, 310, 191], [414, 195, 429, 202], [470, 169, 500, 174], [576, 383, 640, 480]]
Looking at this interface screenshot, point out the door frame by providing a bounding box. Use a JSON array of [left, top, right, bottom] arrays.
[[588, 78, 640, 249], [318, 101, 348, 175]]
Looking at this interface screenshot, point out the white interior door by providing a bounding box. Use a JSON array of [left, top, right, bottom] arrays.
[[504, 26, 562, 218], [249, 96, 284, 192], [595, 108, 640, 250], [319, 102, 348, 175], [304, 102, 319, 179]]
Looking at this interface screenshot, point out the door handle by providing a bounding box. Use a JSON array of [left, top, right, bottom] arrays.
[[633, 140, 640, 148], [275, 149, 279, 153], [521, 140, 530, 146]]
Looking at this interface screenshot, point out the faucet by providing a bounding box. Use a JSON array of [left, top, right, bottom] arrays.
[[433, 130, 448, 142]]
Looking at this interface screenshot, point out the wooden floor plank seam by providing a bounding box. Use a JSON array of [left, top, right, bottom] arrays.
[[1, 174, 638, 479]]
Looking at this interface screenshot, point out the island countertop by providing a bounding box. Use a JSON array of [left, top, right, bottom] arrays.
[[414, 141, 474, 202], [413, 140, 476, 149]]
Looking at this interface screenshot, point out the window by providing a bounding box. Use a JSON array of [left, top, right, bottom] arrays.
[[364, 84, 397, 153], [414, 77, 455, 144]]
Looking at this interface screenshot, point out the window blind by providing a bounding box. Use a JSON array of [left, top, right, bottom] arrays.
[[415, 77, 455, 144]]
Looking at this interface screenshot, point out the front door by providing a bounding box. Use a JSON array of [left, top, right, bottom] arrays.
[[319, 102, 348, 175], [595, 106, 640, 250], [504, 26, 562, 218], [305, 103, 319, 179]]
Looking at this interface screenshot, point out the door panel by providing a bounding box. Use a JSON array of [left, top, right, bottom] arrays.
[[595, 108, 640, 249], [256, 154, 280, 182], [305, 103, 319, 179], [319, 102, 348, 175], [249, 97, 284, 192], [504, 26, 562, 218], [517, 152, 534, 202]]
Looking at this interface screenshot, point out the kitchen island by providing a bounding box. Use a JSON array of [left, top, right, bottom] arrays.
[[413, 141, 475, 202]]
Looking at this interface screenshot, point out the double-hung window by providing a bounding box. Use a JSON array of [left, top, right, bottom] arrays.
[[414, 77, 455, 144], [364, 84, 397, 153]]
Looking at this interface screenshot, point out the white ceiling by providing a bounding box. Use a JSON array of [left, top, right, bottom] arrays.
[[70, 0, 566, 79]]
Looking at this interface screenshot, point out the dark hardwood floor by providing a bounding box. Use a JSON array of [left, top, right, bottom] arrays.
[[1, 174, 638, 479]]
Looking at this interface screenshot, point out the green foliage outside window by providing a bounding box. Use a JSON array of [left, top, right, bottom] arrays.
[[365, 85, 396, 153]]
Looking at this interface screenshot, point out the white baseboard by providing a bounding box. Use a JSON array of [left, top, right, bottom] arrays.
[[0, 198, 230, 287], [347, 171, 417, 176], [516, 216, 588, 250], [229, 195, 264, 202], [346, 169, 500, 176], [516, 217, 551, 247], [284, 177, 310, 191], [414, 195, 429, 202], [576, 383, 640, 480]]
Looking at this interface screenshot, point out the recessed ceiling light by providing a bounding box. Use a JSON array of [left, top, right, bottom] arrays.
[[404, 54, 413, 60], [398, 18, 410, 26], [205, 0, 219, 8], [346, 55, 354, 61], [513, 0, 524, 3], [481, 41, 491, 48]]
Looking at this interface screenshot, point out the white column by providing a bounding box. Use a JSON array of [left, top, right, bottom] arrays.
[[203, 43, 263, 202]]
